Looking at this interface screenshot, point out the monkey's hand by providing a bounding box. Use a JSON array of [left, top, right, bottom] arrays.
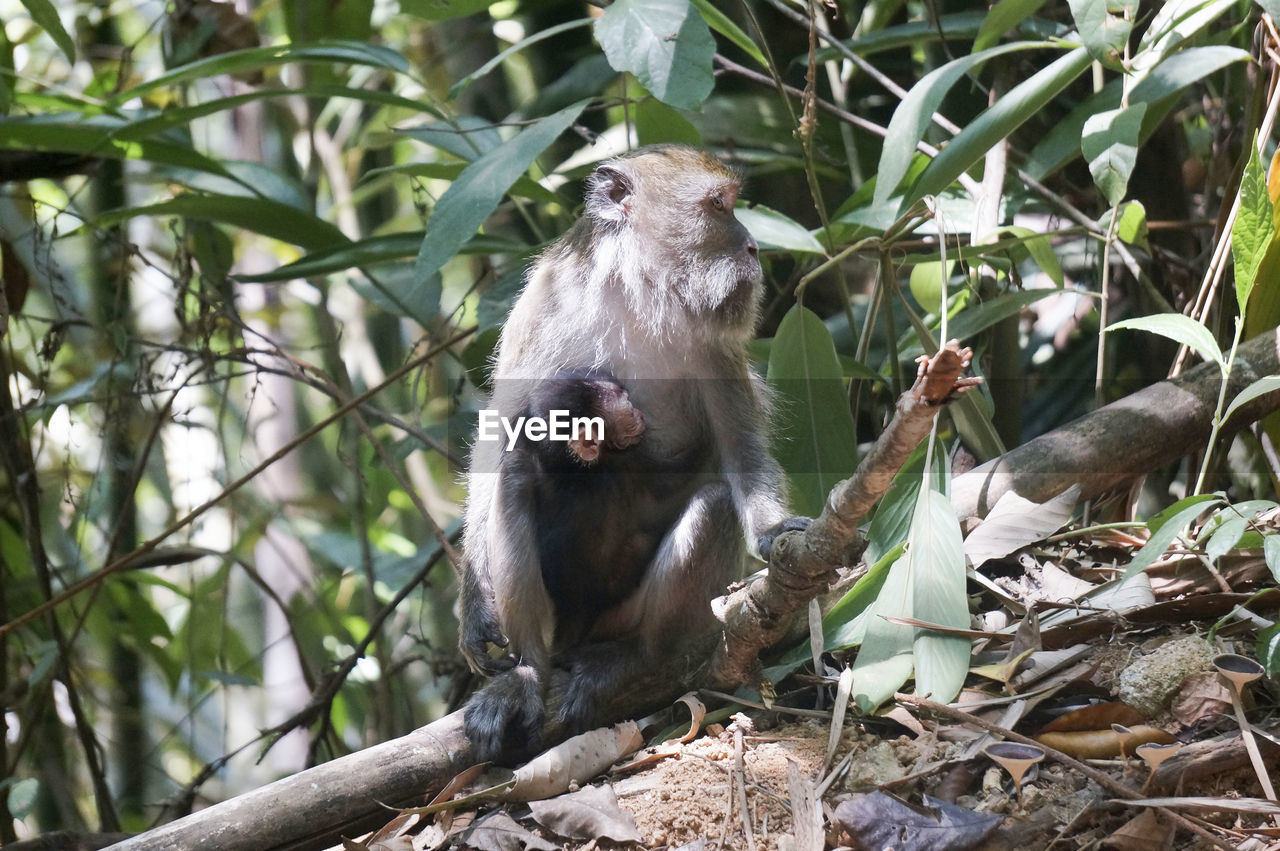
[[459, 603, 515, 676], [567, 380, 645, 464], [755, 516, 813, 562]]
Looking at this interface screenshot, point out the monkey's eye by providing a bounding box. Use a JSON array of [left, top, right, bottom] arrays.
[[709, 195, 726, 211]]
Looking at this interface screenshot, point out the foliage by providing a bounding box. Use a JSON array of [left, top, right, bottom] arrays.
[[0, 0, 1275, 839]]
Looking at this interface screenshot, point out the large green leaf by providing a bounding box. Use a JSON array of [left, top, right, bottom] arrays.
[[766, 306, 859, 518], [116, 86, 440, 142], [874, 41, 1053, 209], [94, 194, 347, 251], [106, 42, 410, 108], [1234, 142, 1275, 314], [909, 488, 970, 703], [1067, 0, 1135, 69], [0, 115, 235, 178], [691, 0, 766, 67], [1081, 103, 1147, 207], [594, 0, 715, 110], [738, 205, 825, 254], [1118, 493, 1222, 585], [902, 47, 1092, 211], [20, 0, 75, 64], [1108, 313, 1225, 374], [411, 100, 588, 319]]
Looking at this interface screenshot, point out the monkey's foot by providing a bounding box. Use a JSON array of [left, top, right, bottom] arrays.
[[464, 666, 544, 764], [756, 516, 813, 562]]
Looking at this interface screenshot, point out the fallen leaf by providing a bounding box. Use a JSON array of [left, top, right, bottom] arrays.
[[456, 810, 556, 851], [964, 485, 1079, 568], [1102, 808, 1173, 851], [1038, 702, 1145, 734], [1035, 725, 1174, 759], [1169, 671, 1232, 725], [833, 790, 1001, 851], [506, 721, 644, 802], [527, 783, 643, 843]]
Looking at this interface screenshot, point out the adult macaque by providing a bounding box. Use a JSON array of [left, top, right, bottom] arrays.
[[460, 145, 800, 761]]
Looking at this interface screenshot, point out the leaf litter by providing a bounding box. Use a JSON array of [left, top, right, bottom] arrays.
[[336, 499, 1280, 849]]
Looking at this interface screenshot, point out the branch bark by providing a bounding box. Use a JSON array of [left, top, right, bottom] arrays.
[[952, 329, 1280, 520]]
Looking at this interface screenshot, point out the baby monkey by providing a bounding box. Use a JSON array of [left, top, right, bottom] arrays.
[[460, 145, 796, 761]]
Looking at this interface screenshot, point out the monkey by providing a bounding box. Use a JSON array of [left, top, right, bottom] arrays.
[[459, 145, 802, 761]]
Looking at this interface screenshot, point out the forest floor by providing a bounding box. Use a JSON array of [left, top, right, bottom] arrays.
[[338, 526, 1280, 851]]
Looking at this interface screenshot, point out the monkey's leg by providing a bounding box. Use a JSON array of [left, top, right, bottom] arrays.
[[553, 482, 742, 733]]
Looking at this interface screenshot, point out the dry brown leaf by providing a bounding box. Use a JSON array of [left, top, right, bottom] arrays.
[[506, 721, 644, 802], [1038, 702, 1146, 734], [1169, 670, 1232, 725], [456, 810, 556, 851], [1035, 725, 1175, 759], [527, 784, 642, 843], [1101, 808, 1174, 850], [786, 759, 823, 851]]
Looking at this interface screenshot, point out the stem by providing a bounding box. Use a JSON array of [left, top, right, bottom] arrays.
[[1193, 316, 1244, 494]]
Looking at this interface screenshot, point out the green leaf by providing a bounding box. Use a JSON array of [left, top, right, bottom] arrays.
[[1258, 620, 1280, 678], [1222, 376, 1280, 426], [94, 194, 347, 252], [1205, 515, 1246, 563], [973, 0, 1049, 53], [1128, 45, 1251, 104], [1110, 200, 1149, 249], [635, 96, 703, 147], [908, 260, 954, 311], [848, 546, 916, 712], [0, 115, 236, 179], [1233, 141, 1275, 315], [910, 488, 970, 703], [362, 162, 562, 205], [691, 0, 767, 67], [595, 0, 715, 110], [1118, 493, 1222, 586], [412, 100, 588, 319], [874, 41, 1052, 209], [116, 86, 441, 142], [106, 42, 410, 108], [1265, 534, 1280, 584], [1067, 0, 1135, 69], [1081, 104, 1147, 207], [865, 446, 929, 566], [20, 0, 75, 64], [982, 225, 1064, 286], [902, 47, 1092, 212], [766, 306, 859, 518], [738, 205, 825, 254], [1107, 313, 1224, 374]]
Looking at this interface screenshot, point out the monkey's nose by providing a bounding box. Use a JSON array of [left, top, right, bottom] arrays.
[[746, 236, 759, 258]]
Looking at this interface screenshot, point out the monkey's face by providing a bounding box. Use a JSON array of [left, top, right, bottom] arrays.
[[585, 146, 763, 331]]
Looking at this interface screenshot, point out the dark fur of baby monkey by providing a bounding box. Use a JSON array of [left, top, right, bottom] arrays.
[[459, 145, 804, 762]]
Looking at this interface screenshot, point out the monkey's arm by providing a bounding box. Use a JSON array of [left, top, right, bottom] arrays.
[[706, 374, 794, 554]]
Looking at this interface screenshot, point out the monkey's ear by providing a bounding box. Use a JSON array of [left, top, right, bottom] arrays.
[[586, 165, 633, 224]]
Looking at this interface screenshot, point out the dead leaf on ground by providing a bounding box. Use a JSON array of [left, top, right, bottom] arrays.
[[455, 810, 556, 851], [964, 485, 1080, 568], [1035, 725, 1175, 759], [1037, 701, 1145, 734], [1169, 670, 1232, 725], [506, 721, 644, 802], [833, 790, 1001, 851], [527, 783, 642, 843], [786, 759, 823, 851], [1101, 807, 1174, 850]]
